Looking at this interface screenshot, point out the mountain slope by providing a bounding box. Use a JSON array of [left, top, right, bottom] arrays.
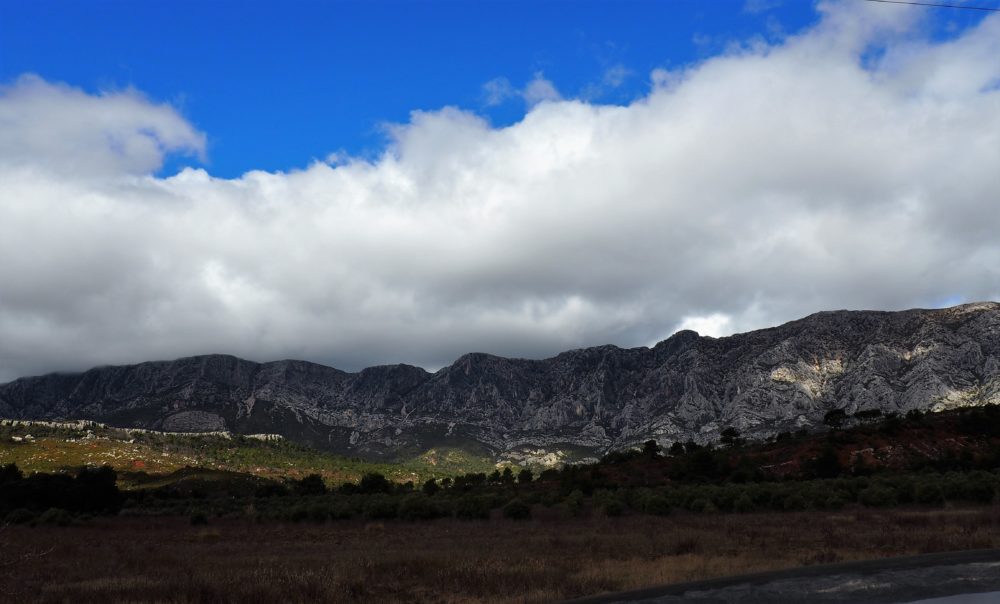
[[1, 302, 999, 457]]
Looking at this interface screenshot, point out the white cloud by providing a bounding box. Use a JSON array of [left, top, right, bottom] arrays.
[[483, 72, 565, 107], [522, 72, 561, 105], [482, 77, 516, 106], [581, 64, 633, 100], [744, 0, 782, 14], [1, 2, 1000, 381], [601, 64, 631, 89], [675, 314, 733, 339], [0, 75, 205, 178]]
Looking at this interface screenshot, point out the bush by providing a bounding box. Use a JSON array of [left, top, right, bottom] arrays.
[[643, 494, 672, 516], [306, 502, 329, 523], [688, 498, 716, 513], [74, 466, 122, 514], [502, 499, 531, 520], [720, 427, 742, 448], [783, 494, 807, 511], [805, 445, 843, 479], [960, 473, 997, 504], [914, 482, 944, 506], [398, 495, 444, 521], [454, 495, 491, 520], [643, 440, 661, 457], [328, 501, 354, 520], [0, 463, 23, 485], [421, 478, 440, 496], [823, 495, 846, 510], [39, 507, 72, 527], [289, 506, 310, 522], [592, 490, 625, 517], [734, 493, 754, 513], [363, 495, 398, 520], [189, 511, 209, 526], [358, 473, 392, 495], [602, 499, 624, 517], [4, 508, 34, 525], [859, 485, 898, 508], [564, 490, 585, 517], [293, 474, 327, 496], [255, 483, 289, 498]]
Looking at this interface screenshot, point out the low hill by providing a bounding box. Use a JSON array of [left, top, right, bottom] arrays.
[[0, 420, 493, 488]]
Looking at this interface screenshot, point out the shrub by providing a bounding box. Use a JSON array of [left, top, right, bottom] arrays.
[[564, 490, 585, 517], [734, 493, 754, 513], [74, 466, 122, 514], [398, 495, 444, 521], [39, 508, 72, 527], [961, 473, 997, 504], [879, 415, 904, 436], [517, 468, 534, 484], [421, 478, 440, 496], [824, 409, 847, 427], [643, 494, 672, 516], [859, 485, 898, 508], [307, 503, 329, 523], [454, 495, 491, 520], [189, 511, 209, 526], [5, 508, 34, 525], [642, 440, 661, 457], [688, 498, 716, 513], [823, 495, 846, 510], [598, 489, 631, 513], [328, 501, 354, 520], [255, 483, 289, 498], [0, 462, 23, 485], [720, 428, 742, 448], [358, 473, 392, 495], [363, 495, 398, 520], [783, 494, 807, 511], [806, 445, 843, 479], [293, 474, 327, 496], [537, 468, 561, 481], [602, 499, 624, 517], [502, 499, 531, 520], [914, 482, 944, 506]]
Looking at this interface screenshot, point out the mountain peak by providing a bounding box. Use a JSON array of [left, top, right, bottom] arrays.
[[2, 303, 998, 457]]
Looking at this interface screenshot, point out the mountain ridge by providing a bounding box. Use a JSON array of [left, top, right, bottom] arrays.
[[2, 302, 999, 459]]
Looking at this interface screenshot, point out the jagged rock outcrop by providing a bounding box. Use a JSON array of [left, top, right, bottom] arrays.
[[1, 302, 998, 458]]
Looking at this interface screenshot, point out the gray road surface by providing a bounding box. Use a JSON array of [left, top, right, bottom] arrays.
[[563, 549, 1000, 604]]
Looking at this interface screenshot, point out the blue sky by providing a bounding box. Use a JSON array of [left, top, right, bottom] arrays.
[[1, 0, 999, 379], [3, 0, 844, 177]]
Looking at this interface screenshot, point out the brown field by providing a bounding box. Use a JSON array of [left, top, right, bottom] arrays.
[[3, 506, 1000, 603]]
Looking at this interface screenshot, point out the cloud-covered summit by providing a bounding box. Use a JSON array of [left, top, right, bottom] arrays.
[[1, 2, 998, 382]]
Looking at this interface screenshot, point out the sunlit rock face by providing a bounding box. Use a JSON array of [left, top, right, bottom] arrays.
[[1, 303, 998, 458]]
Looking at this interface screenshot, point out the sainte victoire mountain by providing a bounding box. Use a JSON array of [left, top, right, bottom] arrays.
[[2, 303, 998, 460]]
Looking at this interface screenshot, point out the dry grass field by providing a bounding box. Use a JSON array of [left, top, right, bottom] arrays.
[[3, 506, 1000, 603]]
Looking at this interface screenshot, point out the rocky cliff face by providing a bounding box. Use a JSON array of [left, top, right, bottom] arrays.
[[2, 303, 999, 458]]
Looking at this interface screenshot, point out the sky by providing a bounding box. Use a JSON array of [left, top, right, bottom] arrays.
[[0, 0, 999, 381]]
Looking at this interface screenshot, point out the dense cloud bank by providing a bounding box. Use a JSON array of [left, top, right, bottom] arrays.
[[1, 2, 998, 381]]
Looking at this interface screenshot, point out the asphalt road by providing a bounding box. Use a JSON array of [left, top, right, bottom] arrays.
[[563, 549, 1000, 604]]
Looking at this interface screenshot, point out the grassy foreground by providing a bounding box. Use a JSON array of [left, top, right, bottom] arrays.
[[2, 507, 999, 603]]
